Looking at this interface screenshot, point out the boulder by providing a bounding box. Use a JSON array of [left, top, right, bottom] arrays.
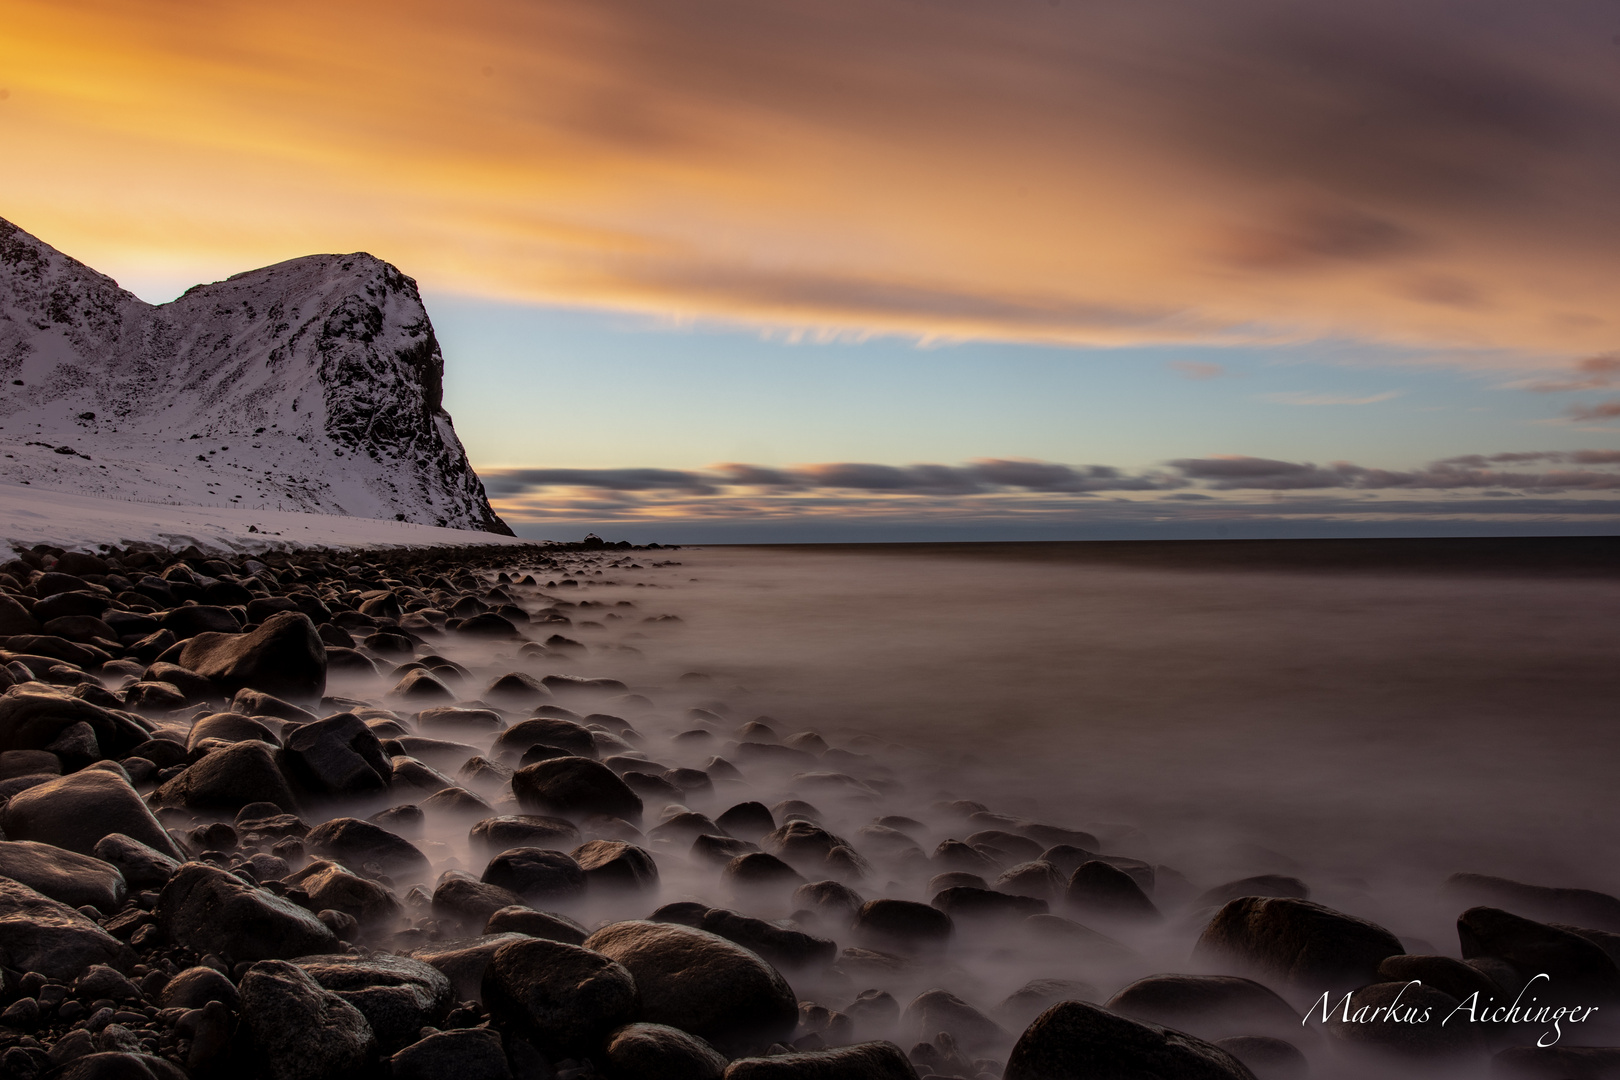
[[160, 965, 242, 1011], [0, 876, 134, 979], [902, 988, 1009, 1053], [92, 833, 181, 890], [432, 871, 525, 926], [721, 1042, 918, 1079], [293, 953, 454, 1054], [1004, 1000, 1257, 1080], [304, 817, 429, 878], [390, 1028, 514, 1080], [485, 906, 589, 944], [933, 885, 1047, 922], [584, 920, 800, 1055], [155, 862, 339, 961], [0, 840, 127, 910], [482, 936, 640, 1055], [1457, 906, 1620, 1001], [0, 684, 152, 759], [1196, 875, 1311, 910], [481, 846, 587, 902], [1194, 896, 1404, 990], [853, 899, 953, 954], [1446, 873, 1620, 933], [178, 611, 326, 702], [1066, 860, 1160, 921], [494, 716, 599, 758], [603, 1022, 728, 1080], [155, 739, 299, 813], [573, 839, 660, 891], [676, 907, 837, 971], [280, 713, 392, 800], [238, 959, 377, 1080], [408, 933, 531, 1000], [512, 756, 642, 821], [185, 711, 280, 752], [287, 861, 402, 929], [1, 768, 182, 859], [470, 814, 581, 852]]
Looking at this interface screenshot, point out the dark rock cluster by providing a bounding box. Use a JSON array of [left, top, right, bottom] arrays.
[[0, 538, 1613, 1079]]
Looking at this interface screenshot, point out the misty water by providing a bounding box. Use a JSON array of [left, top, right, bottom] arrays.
[[327, 542, 1620, 1077]]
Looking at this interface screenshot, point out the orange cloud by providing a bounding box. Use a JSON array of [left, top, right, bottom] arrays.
[[4, 0, 1620, 357]]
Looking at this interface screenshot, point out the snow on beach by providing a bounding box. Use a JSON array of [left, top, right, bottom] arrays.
[[0, 481, 531, 561]]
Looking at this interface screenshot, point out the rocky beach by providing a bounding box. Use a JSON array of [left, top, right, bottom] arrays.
[[0, 537, 1614, 1080]]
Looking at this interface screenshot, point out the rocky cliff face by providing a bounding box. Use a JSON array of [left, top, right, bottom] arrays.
[[0, 217, 512, 534]]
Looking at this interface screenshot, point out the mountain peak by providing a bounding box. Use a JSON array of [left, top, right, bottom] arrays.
[[0, 216, 512, 534]]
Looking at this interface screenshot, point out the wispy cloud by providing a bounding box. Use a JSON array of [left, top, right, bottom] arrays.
[[1567, 399, 1620, 423], [8, 0, 1620, 358], [1263, 390, 1403, 406]]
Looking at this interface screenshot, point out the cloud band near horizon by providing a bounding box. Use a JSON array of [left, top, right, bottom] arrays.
[[480, 451, 1620, 527]]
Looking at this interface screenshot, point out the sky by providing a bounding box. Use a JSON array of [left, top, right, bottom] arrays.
[[3, 0, 1620, 540]]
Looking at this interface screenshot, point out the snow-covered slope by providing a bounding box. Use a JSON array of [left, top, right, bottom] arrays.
[[0, 217, 511, 533], [0, 481, 529, 562]]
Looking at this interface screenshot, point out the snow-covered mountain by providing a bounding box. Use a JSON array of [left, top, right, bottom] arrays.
[[0, 217, 511, 534]]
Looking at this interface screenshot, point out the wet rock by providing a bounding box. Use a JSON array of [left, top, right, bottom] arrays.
[[725, 852, 807, 893], [186, 711, 280, 751], [1458, 906, 1620, 1001], [792, 880, 865, 925], [159, 965, 241, 1011], [155, 862, 339, 961], [1196, 875, 1311, 910], [294, 952, 454, 1054], [161, 605, 241, 638], [584, 920, 800, 1055], [1194, 896, 1404, 990], [1446, 872, 1620, 933], [721, 1042, 918, 1079], [305, 817, 429, 878], [432, 870, 525, 926], [407, 932, 530, 1000], [603, 1021, 728, 1080], [715, 802, 777, 842], [993, 860, 1068, 902], [2, 768, 182, 859], [1322, 980, 1481, 1059], [1066, 860, 1160, 922], [281, 713, 392, 800], [650, 811, 725, 844], [1004, 1000, 1256, 1080], [0, 876, 133, 979], [0, 685, 152, 759], [1377, 953, 1503, 1004], [485, 905, 589, 944], [288, 861, 402, 930], [178, 611, 326, 702], [927, 872, 987, 893], [156, 738, 299, 813], [495, 716, 599, 758], [91, 833, 180, 890], [43, 1054, 188, 1080], [932, 885, 1047, 922], [1214, 1036, 1309, 1080], [390, 668, 453, 703], [853, 899, 953, 954], [689, 907, 837, 970], [233, 688, 317, 723], [0, 840, 126, 910], [931, 838, 999, 874], [238, 959, 377, 1080], [993, 979, 1098, 1030], [903, 988, 1009, 1053], [693, 834, 759, 867], [482, 936, 640, 1055], [573, 839, 659, 891], [513, 756, 643, 821], [481, 846, 587, 902], [391, 1028, 514, 1080], [470, 814, 581, 853], [1106, 974, 1301, 1041]]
